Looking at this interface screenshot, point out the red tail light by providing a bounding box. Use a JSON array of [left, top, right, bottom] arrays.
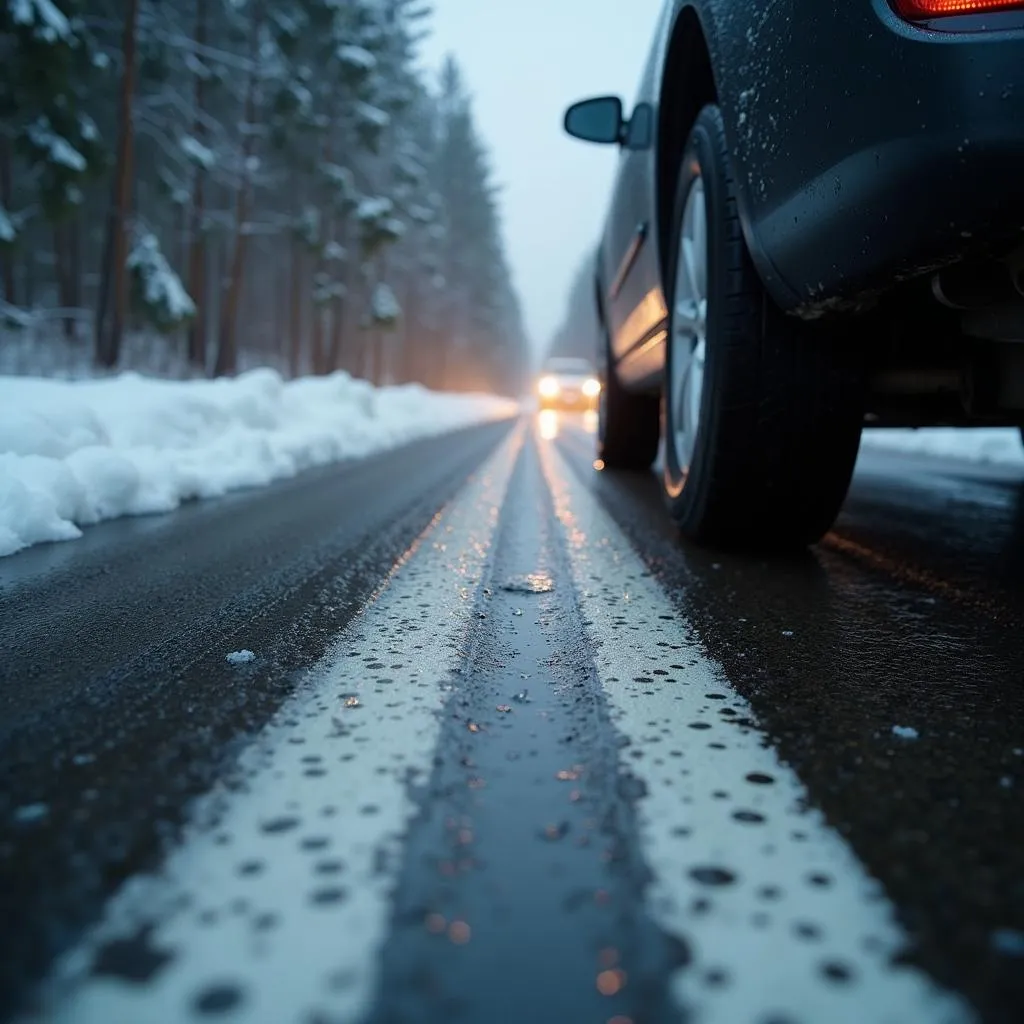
[[893, 0, 1024, 18]]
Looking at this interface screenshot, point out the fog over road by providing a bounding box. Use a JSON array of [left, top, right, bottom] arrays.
[[2, 414, 1023, 1024]]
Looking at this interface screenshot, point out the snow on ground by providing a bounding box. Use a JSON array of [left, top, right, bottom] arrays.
[[0, 368, 518, 558], [861, 427, 1024, 467]]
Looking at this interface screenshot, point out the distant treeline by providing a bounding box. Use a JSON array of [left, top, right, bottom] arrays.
[[547, 250, 599, 367]]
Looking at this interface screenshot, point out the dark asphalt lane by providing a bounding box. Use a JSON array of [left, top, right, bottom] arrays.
[[3, 413, 1024, 1024], [0, 420, 512, 1020], [368, 438, 684, 1024], [826, 449, 1024, 623], [553, 416, 1024, 1024]]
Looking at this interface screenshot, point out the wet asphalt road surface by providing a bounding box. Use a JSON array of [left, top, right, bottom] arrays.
[[1, 412, 1023, 1024]]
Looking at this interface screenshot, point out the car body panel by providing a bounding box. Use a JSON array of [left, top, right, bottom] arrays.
[[596, 0, 1024, 390], [712, 0, 1024, 312], [601, 3, 675, 374]]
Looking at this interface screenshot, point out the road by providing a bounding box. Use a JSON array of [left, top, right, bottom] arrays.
[[1, 412, 1023, 1024]]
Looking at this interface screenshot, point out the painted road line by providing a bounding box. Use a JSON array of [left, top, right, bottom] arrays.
[[23, 426, 524, 1024], [539, 437, 972, 1024], [364, 436, 685, 1024]]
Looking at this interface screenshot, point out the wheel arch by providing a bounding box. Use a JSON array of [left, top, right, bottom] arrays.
[[655, 6, 718, 292]]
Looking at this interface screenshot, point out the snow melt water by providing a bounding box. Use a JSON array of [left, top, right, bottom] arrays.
[[0, 368, 516, 558]]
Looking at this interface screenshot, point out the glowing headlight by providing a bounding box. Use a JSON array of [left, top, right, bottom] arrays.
[[582, 377, 601, 398], [538, 376, 560, 399]]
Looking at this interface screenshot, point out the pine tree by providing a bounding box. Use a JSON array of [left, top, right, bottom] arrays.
[[431, 57, 528, 394], [0, 0, 106, 322], [0, 0, 529, 394], [94, 0, 140, 368], [548, 251, 600, 364]]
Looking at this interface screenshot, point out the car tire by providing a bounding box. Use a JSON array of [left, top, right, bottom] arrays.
[[597, 325, 660, 469], [662, 104, 865, 549]]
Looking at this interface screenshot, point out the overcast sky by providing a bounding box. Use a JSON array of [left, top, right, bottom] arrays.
[[418, 0, 666, 360]]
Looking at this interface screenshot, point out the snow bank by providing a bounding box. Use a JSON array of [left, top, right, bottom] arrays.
[[860, 427, 1024, 468], [0, 369, 517, 558]]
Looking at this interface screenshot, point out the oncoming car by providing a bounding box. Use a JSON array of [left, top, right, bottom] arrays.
[[564, 0, 1024, 549], [537, 357, 602, 411]]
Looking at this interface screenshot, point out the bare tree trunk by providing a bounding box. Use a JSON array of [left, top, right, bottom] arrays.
[[54, 225, 68, 322], [94, 204, 114, 340], [399, 283, 418, 384], [204, 228, 220, 368], [0, 137, 14, 304], [68, 217, 81, 311], [54, 224, 76, 338], [326, 257, 350, 373], [310, 306, 325, 375], [288, 239, 303, 377], [213, 10, 261, 378], [436, 335, 450, 392], [326, 293, 346, 372], [273, 256, 287, 368], [95, 0, 140, 369], [24, 246, 35, 308], [175, 203, 187, 281], [186, 176, 207, 371], [213, 191, 249, 376], [186, 0, 208, 372], [307, 227, 328, 375]]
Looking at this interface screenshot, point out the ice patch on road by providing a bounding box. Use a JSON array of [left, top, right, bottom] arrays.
[[892, 725, 920, 741], [12, 803, 49, 825], [225, 650, 256, 666], [861, 427, 1024, 467], [0, 369, 517, 558]]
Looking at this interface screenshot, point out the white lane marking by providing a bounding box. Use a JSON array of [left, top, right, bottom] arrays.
[[540, 438, 972, 1024], [27, 427, 523, 1024]]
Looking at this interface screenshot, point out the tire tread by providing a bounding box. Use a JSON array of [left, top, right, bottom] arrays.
[[665, 105, 864, 548], [598, 330, 660, 470]]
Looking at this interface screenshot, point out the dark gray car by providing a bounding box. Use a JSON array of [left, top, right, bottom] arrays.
[[565, 0, 1024, 548]]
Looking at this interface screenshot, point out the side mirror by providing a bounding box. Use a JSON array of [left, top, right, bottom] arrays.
[[563, 96, 624, 145]]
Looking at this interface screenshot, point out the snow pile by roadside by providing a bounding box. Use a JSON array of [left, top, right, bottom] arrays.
[[860, 427, 1024, 467], [0, 369, 518, 557]]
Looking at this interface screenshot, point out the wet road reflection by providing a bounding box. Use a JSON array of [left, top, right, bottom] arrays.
[[537, 409, 598, 442]]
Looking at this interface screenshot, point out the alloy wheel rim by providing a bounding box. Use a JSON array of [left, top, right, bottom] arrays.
[[670, 175, 708, 475]]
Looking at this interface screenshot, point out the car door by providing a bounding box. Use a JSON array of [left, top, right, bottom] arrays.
[[603, 12, 670, 386]]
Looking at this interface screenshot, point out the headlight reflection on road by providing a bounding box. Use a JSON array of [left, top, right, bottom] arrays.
[[538, 409, 560, 440], [538, 409, 597, 441]]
